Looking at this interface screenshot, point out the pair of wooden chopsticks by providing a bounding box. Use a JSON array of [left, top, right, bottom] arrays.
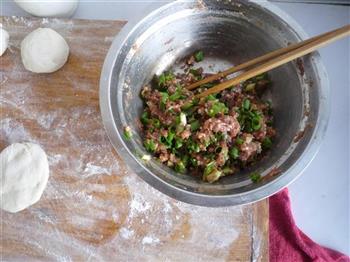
[[188, 24, 350, 98]]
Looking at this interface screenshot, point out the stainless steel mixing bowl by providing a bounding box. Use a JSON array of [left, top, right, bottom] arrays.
[[100, 0, 329, 206]]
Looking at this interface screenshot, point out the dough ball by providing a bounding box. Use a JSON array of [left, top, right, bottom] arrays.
[[0, 142, 49, 213], [14, 0, 78, 17], [21, 28, 69, 73], [0, 27, 9, 56]]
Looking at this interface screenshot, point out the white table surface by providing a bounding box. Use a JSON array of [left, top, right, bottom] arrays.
[[2, 0, 349, 256]]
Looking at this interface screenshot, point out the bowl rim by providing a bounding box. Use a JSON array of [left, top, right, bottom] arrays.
[[99, 0, 330, 207]]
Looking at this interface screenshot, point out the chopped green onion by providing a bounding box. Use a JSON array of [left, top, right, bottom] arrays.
[[167, 107, 175, 114], [250, 172, 261, 183], [190, 158, 198, 167], [123, 126, 132, 140], [157, 71, 174, 88], [236, 137, 244, 145], [229, 146, 240, 159], [169, 91, 181, 101], [169, 85, 186, 102], [204, 138, 212, 148], [204, 161, 216, 176], [144, 139, 157, 153], [158, 74, 166, 87], [251, 117, 261, 131], [182, 101, 194, 111], [180, 112, 187, 126], [182, 155, 189, 166], [171, 148, 179, 155], [203, 168, 222, 183], [175, 123, 185, 133], [189, 68, 199, 76], [206, 94, 217, 101], [166, 72, 175, 80], [160, 92, 169, 111], [169, 92, 181, 101], [189, 68, 202, 80], [182, 98, 199, 111], [188, 141, 200, 153], [222, 166, 235, 175], [175, 138, 183, 149], [141, 154, 151, 161], [168, 129, 175, 141], [175, 161, 186, 173], [244, 83, 256, 92], [262, 137, 273, 149], [221, 146, 229, 161], [243, 99, 251, 110], [238, 99, 264, 132], [161, 129, 175, 148], [140, 111, 150, 125], [190, 120, 200, 132], [208, 101, 228, 117], [194, 50, 204, 62], [175, 115, 181, 125], [152, 118, 161, 129]]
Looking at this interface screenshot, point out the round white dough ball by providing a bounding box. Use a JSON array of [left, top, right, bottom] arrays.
[[21, 28, 69, 73], [0, 27, 9, 56], [14, 0, 78, 17], [0, 142, 49, 213]]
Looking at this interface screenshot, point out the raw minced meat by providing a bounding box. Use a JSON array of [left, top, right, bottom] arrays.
[[139, 51, 276, 183]]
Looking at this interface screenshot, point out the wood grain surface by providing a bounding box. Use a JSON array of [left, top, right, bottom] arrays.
[[0, 16, 268, 261]]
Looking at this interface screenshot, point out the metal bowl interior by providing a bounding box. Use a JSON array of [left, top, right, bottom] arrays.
[[100, 0, 329, 206]]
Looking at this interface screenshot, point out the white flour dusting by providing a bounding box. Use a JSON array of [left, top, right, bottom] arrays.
[[129, 192, 152, 217], [120, 227, 134, 239], [0, 16, 263, 262], [83, 163, 112, 177], [142, 235, 160, 245], [37, 111, 58, 129], [0, 118, 33, 144]]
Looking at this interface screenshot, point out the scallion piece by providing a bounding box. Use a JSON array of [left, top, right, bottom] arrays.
[[244, 83, 256, 92], [175, 138, 183, 149], [243, 99, 251, 110], [250, 172, 261, 183], [180, 112, 187, 126], [236, 137, 244, 145], [175, 161, 186, 173], [190, 120, 200, 132], [140, 111, 149, 125], [207, 101, 228, 117], [144, 139, 157, 153], [152, 118, 161, 129], [123, 126, 132, 140], [262, 137, 273, 149], [160, 92, 169, 111], [204, 161, 216, 176], [229, 146, 240, 159], [194, 50, 204, 62]]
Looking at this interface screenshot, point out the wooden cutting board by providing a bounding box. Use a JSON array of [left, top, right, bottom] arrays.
[[0, 16, 268, 261]]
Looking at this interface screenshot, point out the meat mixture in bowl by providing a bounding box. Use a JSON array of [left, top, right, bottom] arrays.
[[137, 51, 276, 183]]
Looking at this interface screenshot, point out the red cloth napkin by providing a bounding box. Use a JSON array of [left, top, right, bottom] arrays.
[[269, 188, 350, 262]]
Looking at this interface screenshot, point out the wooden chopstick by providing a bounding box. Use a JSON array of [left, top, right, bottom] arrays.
[[186, 28, 341, 91], [194, 24, 350, 99]]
